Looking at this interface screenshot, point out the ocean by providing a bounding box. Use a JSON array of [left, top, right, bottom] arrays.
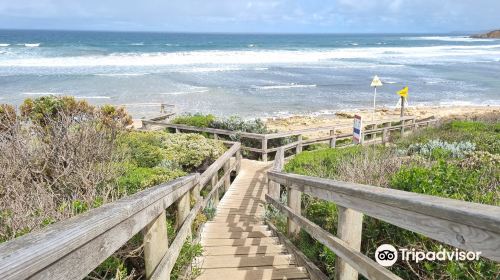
[[0, 30, 499, 118]]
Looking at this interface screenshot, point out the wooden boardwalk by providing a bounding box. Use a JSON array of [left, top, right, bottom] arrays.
[[196, 159, 309, 280]]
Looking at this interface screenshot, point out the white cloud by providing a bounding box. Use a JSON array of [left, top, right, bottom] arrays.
[[0, 0, 499, 32]]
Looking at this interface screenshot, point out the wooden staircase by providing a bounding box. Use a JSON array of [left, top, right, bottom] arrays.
[[195, 159, 309, 280]]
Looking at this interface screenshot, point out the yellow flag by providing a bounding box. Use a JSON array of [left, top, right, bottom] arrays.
[[397, 86, 409, 98]]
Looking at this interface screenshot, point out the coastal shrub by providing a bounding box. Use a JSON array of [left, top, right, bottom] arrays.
[[0, 96, 127, 242], [171, 113, 215, 128], [211, 116, 269, 134], [117, 167, 187, 195], [162, 133, 226, 171], [119, 131, 167, 168], [119, 130, 226, 171], [0, 104, 17, 131], [1, 96, 227, 279], [390, 160, 498, 205], [284, 146, 362, 178], [170, 114, 296, 158], [170, 240, 203, 280], [278, 117, 500, 279], [396, 119, 500, 154], [403, 139, 476, 159]]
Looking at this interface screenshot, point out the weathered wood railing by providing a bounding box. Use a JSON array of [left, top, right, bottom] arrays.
[[0, 142, 242, 280], [266, 150, 500, 280], [143, 116, 436, 162]]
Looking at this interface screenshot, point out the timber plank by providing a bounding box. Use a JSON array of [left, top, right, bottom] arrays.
[[195, 159, 309, 280], [197, 267, 308, 280], [202, 230, 272, 239], [203, 245, 286, 256], [198, 255, 295, 269]]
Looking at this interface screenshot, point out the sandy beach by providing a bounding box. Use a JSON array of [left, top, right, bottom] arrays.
[[265, 105, 500, 134]]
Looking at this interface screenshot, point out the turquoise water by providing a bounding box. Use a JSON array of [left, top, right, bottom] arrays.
[[1, 30, 499, 118]]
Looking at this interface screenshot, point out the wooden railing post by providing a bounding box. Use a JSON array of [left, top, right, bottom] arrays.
[[176, 191, 191, 231], [236, 149, 242, 175], [213, 133, 218, 140], [296, 135, 303, 154], [287, 188, 301, 237], [143, 210, 169, 279], [400, 119, 405, 136], [268, 147, 284, 200], [191, 177, 201, 203], [211, 173, 219, 207], [335, 207, 363, 280], [223, 160, 231, 192], [262, 138, 268, 162], [175, 128, 180, 133], [330, 129, 336, 148], [382, 128, 389, 144]]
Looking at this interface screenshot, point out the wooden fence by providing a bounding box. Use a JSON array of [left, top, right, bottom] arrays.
[[0, 143, 242, 280], [142, 116, 436, 162], [266, 147, 500, 280]]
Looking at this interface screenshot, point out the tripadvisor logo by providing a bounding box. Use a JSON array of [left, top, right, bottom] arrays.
[[375, 244, 398, 266], [375, 244, 482, 267]]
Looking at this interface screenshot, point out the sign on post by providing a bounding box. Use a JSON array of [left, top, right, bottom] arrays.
[[353, 115, 363, 144]]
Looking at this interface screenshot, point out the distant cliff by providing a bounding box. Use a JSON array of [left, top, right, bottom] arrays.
[[471, 30, 500, 39]]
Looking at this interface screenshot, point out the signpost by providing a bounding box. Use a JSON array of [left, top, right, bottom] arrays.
[[396, 86, 409, 117], [353, 114, 363, 144], [370, 75, 383, 121]]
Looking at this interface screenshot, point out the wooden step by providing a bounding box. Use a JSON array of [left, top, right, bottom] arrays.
[[201, 237, 279, 247], [216, 210, 265, 216], [202, 230, 272, 239], [203, 224, 269, 232], [198, 254, 295, 269], [202, 245, 287, 256], [204, 221, 266, 227], [211, 215, 264, 223], [196, 267, 309, 280]]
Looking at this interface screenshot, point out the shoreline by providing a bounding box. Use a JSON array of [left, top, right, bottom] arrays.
[[132, 104, 500, 132], [264, 105, 500, 134]]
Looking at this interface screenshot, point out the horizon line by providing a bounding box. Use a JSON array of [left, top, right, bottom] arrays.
[[0, 28, 477, 36]]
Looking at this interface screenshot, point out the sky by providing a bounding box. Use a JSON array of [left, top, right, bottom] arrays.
[[0, 0, 499, 33]]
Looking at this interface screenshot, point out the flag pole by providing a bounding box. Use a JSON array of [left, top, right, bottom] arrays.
[[400, 96, 405, 117], [370, 75, 383, 122]]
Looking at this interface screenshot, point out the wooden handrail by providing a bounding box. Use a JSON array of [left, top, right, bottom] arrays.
[[267, 171, 500, 262], [266, 194, 401, 280], [264, 125, 351, 140], [0, 142, 242, 280], [143, 116, 437, 162], [142, 121, 266, 139], [0, 175, 197, 280]]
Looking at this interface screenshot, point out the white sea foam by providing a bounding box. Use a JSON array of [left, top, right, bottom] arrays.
[[254, 84, 317, 90], [21, 92, 63, 95], [94, 73, 149, 77], [159, 89, 209, 95], [24, 43, 41, 47], [2, 44, 500, 68], [0, 44, 10, 47], [130, 43, 144, 46], [402, 36, 498, 42], [74, 95, 111, 99]]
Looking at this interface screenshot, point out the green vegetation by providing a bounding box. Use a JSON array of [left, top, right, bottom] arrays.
[[171, 113, 296, 158], [170, 240, 204, 280], [0, 96, 226, 279], [171, 113, 216, 128], [280, 116, 499, 279]]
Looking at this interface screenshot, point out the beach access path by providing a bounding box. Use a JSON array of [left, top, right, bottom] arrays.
[[195, 159, 309, 280]]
